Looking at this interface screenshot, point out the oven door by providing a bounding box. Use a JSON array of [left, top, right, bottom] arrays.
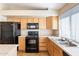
[[28, 39, 36, 44]]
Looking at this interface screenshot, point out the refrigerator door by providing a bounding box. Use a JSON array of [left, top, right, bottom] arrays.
[[0, 23, 2, 44], [1, 22, 14, 44]]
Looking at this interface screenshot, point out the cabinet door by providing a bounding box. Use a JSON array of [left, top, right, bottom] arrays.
[[18, 36, 25, 51], [46, 17, 52, 29], [53, 43, 63, 56], [27, 17, 34, 23], [33, 17, 39, 23], [21, 18, 28, 30], [48, 40, 54, 56], [53, 47, 63, 56], [39, 18, 46, 29], [52, 16, 59, 29]]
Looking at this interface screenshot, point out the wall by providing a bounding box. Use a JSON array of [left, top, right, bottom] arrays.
[[0, 10, 58, 16], [21, 30, 53, 36], [59, 3, 78, 15]]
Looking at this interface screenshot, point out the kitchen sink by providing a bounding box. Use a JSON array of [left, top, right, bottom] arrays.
[[65, 42, 77, 47], [56, 39, 77, 47]]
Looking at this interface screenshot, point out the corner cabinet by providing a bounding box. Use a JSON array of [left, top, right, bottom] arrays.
[[46, 16, 59, 30]]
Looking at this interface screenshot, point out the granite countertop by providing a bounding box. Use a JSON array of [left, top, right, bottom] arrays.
[[48, 36, 79, 56]]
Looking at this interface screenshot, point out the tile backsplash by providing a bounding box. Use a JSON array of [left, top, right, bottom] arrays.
[[21, 30, 53, 36]]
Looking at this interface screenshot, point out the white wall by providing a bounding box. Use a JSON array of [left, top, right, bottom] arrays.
[[0, 10, 58, 16], [21, 30, 53, 36]]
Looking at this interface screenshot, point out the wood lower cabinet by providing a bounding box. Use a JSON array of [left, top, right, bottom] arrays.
[[47, 38, 54, 56], [47, 38, 63, 56], [18, 36, 26, 51], [53, 42, 63, 56], [39, 37, 47, 51]]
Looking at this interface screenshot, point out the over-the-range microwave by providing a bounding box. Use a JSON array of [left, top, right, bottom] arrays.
[[27, 23, 39, 29]]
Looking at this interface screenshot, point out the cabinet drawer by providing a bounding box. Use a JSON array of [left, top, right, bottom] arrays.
[[39, 39, 47, 43], [39, 46, 47, 51], [39, 42, 47, 47]]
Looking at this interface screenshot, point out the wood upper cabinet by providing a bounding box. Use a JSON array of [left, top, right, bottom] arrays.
[[46, 16, 59, 29], [52, 16, 59, 29], [39, 17, 46, 29], [27, 17, 39, 23], [21, 18, 28, 30], [27, 17, 34, 23], [7, 16, 21, 22], [46, 17, 52, 29], [33, 17, 39, 23], [18, 36, 26, 51]]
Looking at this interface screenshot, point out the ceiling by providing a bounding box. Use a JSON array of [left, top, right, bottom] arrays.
[[1, 3, 66, 10]]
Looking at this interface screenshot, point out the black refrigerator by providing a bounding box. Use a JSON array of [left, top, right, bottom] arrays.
[[0, 22, 20, 44]]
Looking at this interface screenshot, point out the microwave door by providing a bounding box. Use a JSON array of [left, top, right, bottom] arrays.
[[30, 26, 35, 29]]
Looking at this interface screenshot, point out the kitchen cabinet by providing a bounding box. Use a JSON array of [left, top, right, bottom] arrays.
[[53, 42, 63, 56], [33, 17, 39, 23], [39, 18, 46, 29], [28, 17, 39, 23], [47, 38, 54, 56], [52, 16, 59, 29], [27, 17, 34, 23], [46, 17, 52, 29], [46, 16, 59, 30], [21, 18, 28, 30], [39, 37, 47, 51], [18, 36, 26, 51], [47, 38, 63, 56], [7, 16, 21, 22]]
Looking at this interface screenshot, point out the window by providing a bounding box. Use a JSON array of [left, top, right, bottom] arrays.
[[60, 17, 71, 39], [59, 4, 79, 43], [71, 14, 76, 41], [71, 12, 79, 42]]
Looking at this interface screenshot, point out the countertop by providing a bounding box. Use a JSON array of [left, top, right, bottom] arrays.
[[48, 36, 79, 56], [18, 35, 51, 37]]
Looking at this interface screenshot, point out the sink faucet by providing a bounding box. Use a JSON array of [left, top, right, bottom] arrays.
[[64, 38, 71, 45]]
